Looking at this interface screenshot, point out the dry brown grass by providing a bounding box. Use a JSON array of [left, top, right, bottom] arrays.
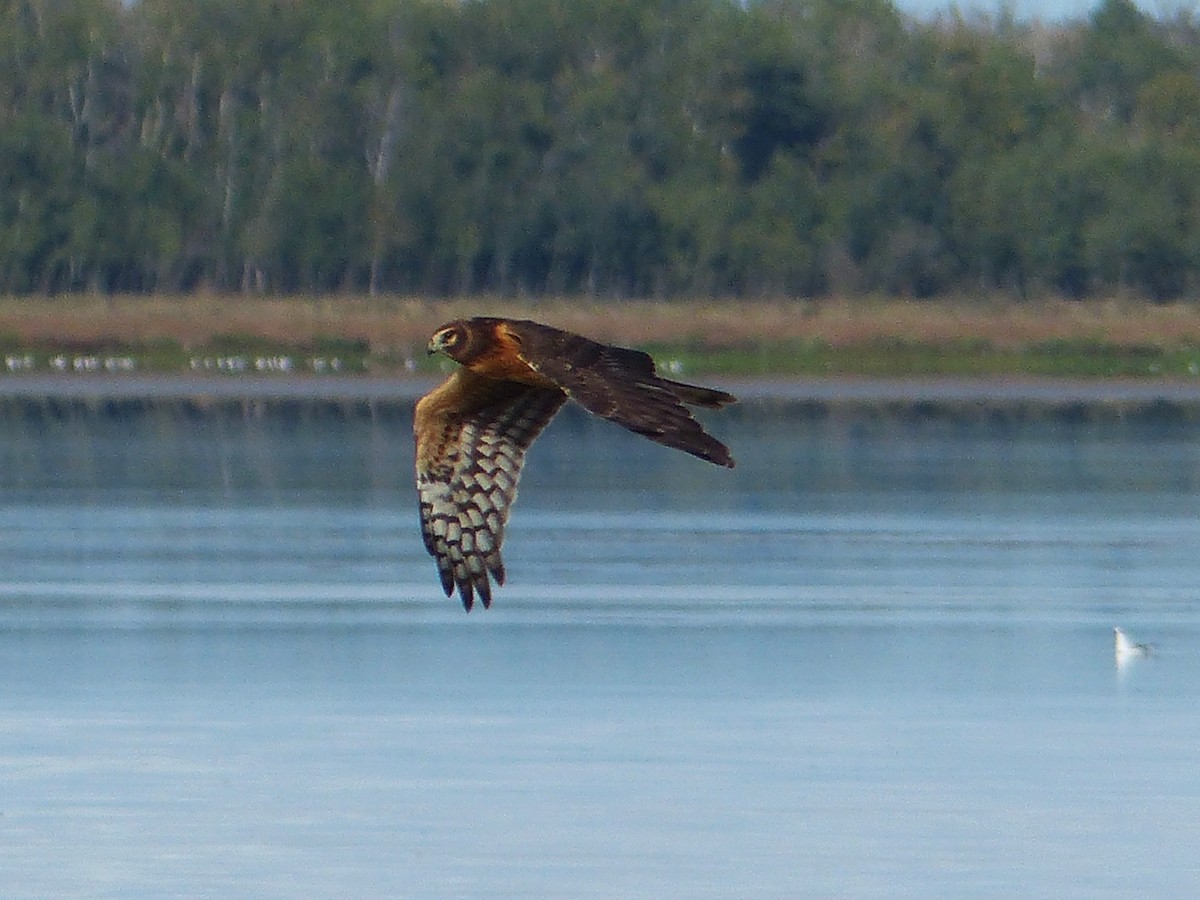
[[5, 293, 1200, 351]]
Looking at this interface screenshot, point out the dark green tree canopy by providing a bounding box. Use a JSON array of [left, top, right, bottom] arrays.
[[2, 0, 1200, 300]]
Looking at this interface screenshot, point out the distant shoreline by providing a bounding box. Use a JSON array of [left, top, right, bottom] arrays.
[[9, 295, 1200, 381], [5, 373, 1200, 407]]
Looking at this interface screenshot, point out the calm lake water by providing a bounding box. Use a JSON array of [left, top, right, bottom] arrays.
[[1, 383, 1199, 898]]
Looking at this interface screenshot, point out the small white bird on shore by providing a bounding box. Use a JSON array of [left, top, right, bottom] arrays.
[[1114, 627, 1152, 664]]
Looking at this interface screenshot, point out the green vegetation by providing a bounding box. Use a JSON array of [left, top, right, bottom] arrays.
[[6, 292, 1200, 378], [3, 331, 1200, 379], [0, 336, 371, 375], [646, 339, 1200, 378], [4, 0, 1200, 304]]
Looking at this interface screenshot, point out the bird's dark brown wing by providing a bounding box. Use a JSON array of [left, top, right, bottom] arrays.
[[414, 367, 566, 610], [501, 319, 736, 468]]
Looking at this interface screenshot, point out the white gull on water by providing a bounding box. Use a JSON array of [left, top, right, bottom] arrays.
[[1114, 627, 1153, 665]]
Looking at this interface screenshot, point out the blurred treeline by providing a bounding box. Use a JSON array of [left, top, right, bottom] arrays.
[[4, 0, 1200, 301]]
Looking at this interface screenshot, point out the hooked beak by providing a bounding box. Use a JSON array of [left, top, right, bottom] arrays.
[[426, 335, 444, 356]]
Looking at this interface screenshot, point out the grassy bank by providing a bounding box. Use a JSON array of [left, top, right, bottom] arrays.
[[4, 294, 1200, 378]]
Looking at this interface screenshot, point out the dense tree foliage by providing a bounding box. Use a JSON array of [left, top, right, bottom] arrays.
[[4, 0, 1200, 300]]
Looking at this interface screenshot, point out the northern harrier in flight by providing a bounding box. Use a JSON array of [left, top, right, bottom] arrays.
[[414, 317, 736, 610]]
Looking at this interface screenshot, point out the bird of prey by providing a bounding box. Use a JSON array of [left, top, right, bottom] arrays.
[[414, 317, 736, 610]]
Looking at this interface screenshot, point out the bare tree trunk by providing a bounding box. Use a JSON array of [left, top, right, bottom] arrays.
[[185, 53, 203, 160], [368, 84, 404, 184], [367, 83, 405, 296], [217, 87, 238, 288]]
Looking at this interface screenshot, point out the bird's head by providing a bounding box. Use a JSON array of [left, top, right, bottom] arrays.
[[428, 321, 470, 361]]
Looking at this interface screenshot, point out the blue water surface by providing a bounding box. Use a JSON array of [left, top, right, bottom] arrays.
[[0, 392, 1198, 898]]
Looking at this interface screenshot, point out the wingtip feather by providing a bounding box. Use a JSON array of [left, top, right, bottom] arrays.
[[459, 580, 475, 612], [476, 574, 493, 609]]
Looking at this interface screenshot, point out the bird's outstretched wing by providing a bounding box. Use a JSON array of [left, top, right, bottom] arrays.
[[414, 367, 566, 610], [418, 316, 736, 609], [502, 319, 736, 468]]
